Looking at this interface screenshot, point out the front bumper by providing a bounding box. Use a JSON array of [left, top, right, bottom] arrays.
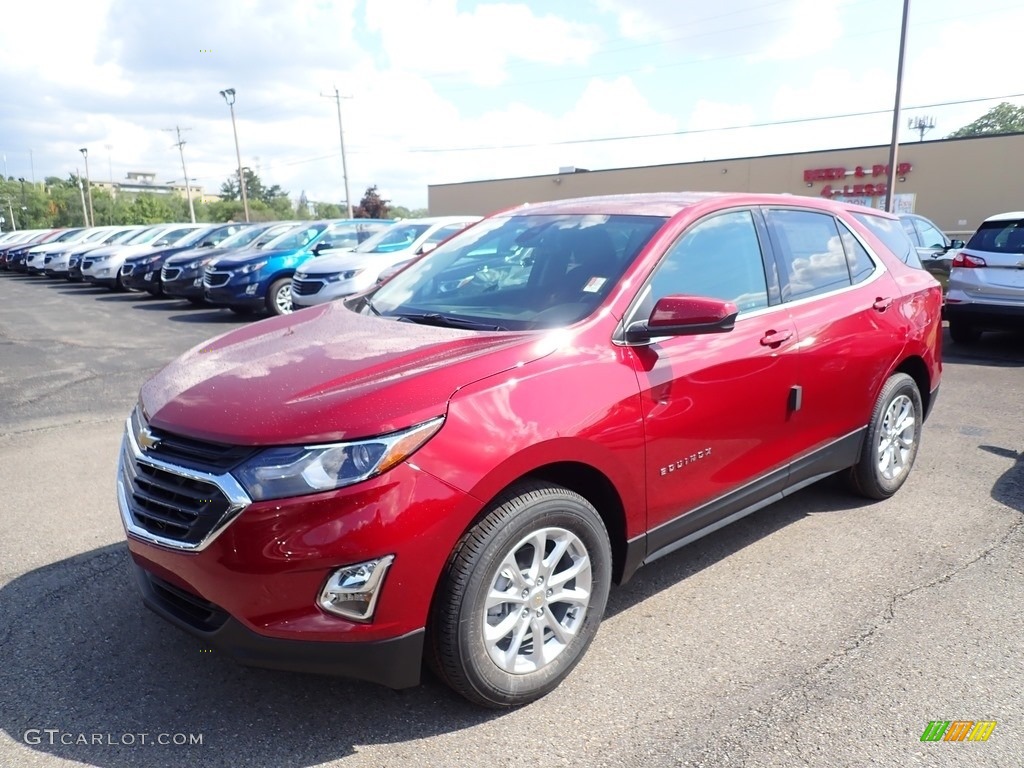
[[123, 267, 162, 293], [132, 564, 425, 688], [163, 271, 204, 299], [118, 430, 481, 687], [204, 284, 266, 308]]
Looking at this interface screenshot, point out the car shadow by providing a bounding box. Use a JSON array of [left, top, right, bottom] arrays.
[[606, 474, 873, 618], [163, 310, 255, 324], [943, 327, 1024, 367], [0, 545, 500, 767], [978, 445, 1024, 512]]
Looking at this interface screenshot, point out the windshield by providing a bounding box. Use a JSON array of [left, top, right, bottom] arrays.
[[52, 229, 85, 243], [217, 225, 266, 249], [365, 213, 667, 330], [124, 227, 164, 245], [262, 223, 327, 251], [354, 223, 432, 254], [82, 228, 115, 242], [253, 223, 299, 248]]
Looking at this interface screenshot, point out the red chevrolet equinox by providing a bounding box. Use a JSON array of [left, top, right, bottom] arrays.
[[118, 193, 942, 707]]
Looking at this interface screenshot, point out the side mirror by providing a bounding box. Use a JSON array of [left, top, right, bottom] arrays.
[[200, 240, 215, 248], [313, 241, 331, 254], [418, 241, 438, 255], [950, 239, 965, 249], [624, 295, 738, 343], [153, 239, 170, 247]]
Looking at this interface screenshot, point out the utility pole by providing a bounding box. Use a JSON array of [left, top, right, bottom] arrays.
[[105, 144, 115, 224], [6, 198, 17, 231], [164, 126, 197, 223], [884, 0, 911, 214], [321, 86, 353, 218]]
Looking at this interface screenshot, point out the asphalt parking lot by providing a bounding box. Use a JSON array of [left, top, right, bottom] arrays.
[[1, 273, 1022, 768]]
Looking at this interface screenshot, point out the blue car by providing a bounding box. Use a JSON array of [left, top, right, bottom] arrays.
[[202, 219, 392, 316]]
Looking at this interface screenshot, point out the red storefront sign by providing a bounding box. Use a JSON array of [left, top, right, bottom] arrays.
[[803, 162, 912, 199]]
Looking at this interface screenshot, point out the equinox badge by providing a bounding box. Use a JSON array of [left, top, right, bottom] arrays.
[[660, 448, 712, 476]]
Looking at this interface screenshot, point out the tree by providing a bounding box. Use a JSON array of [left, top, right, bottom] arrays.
[[947, 102, 1024, 138], [354, 185, 390, 219], [389, 205, 429, 219], [220, 168, 290, 206]]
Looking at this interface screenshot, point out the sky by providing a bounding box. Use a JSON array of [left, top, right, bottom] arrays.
[[1, 0, 1021, 210]]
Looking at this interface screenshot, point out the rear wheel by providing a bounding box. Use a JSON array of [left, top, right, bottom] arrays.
[[429, 481, 611, 708], [848, 373, 922, 499], [949, 320, 981, 344], [266, 278, 293, 316]]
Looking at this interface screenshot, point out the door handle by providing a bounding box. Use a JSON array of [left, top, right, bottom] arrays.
[[873, 297, 893, 312], [760, 329, 793, 347]]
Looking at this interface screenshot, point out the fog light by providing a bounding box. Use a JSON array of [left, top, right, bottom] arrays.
[[318, 555, 395, 621], [244, 284, 258, 295]]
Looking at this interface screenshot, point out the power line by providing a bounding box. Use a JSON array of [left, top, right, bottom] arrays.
[[408, 92, 1024, 154]]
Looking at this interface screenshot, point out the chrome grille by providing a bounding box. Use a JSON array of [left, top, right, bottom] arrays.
[[292, 277, 326, 296], [204, 270, 230, 287], [121, 263, 135, 276], [162, 266, 182, 282], [120, 440, 232, 545]]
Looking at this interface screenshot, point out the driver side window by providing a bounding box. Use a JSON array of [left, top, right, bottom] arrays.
[[648, 211, 770, 314]]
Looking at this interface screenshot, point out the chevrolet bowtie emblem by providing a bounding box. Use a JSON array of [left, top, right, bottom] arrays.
[[138, 426, 161, 451]]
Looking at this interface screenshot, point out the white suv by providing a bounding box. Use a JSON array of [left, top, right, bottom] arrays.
[[945, 211, 1024, 343], [291, 216, 481, 308]]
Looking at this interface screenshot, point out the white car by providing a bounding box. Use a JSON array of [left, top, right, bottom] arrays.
[[45, 226, 143, 276], [23, 228, 96, 273], [945, 211, 1024, 343], [81, 223, 204, 289], [291, 216, 481, 308]]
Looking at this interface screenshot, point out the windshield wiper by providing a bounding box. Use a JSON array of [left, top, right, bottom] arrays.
[[363, 296, 381, 316], [394, 312, 509, 331]]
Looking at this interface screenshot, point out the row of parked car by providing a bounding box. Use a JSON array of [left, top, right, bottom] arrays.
[[0, 215, 482, 316], [0, 208, 1020, 339]]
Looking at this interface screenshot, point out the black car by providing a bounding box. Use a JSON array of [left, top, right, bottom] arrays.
[[162, 222, 295, 303], [120, 223, 247, 295]]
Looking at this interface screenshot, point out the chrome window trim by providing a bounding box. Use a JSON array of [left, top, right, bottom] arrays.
[[117, 414, 252, 552]]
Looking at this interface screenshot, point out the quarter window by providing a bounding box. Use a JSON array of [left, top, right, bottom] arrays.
[[838, 223, 876, 284], [647, 211, 769, 314], [766, 210, 852, 301]]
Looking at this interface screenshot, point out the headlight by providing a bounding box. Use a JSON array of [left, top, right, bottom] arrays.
[[237, 259, 268, 275], [233, 417, 444, 501], [322, 268, 363, 283]]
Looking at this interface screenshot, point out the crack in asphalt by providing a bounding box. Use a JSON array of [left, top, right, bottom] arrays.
[[0, 415, 122, 440], [686, 514, 1024, 766]]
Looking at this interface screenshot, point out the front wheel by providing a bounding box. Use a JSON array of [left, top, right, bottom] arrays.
[[429, 482, 611, 708], [266, 278, 293, 316], [847, 373, 923, 499]]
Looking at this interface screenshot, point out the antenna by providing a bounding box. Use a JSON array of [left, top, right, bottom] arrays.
[[907, 115, 936, 142]]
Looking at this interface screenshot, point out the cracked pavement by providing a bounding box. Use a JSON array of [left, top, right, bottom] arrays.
[[1, 273, 1022, 767]]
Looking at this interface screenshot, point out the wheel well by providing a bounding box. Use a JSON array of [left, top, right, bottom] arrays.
[[893, 356, 931, 417], [525, 462, 629, 584]]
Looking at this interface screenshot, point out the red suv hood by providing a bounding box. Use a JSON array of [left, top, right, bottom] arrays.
[[142, 302, 544, 445]]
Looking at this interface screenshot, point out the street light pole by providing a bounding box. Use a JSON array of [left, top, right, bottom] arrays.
[[76, 169, 89, 227], [884, 0, 911, 214], [79, 147, 95, 226], [219, 88, 250, 223], [321, 85, 353, 218]]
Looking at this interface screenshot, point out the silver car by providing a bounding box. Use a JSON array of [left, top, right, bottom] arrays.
[[945, 211, 1024, 343]]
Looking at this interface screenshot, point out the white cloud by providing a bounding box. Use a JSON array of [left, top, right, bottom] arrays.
[[364, 1, 600, 86]]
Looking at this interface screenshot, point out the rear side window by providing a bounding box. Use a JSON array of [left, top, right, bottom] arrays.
[[838, 223, 876, 284], [914, 218, 947, 249], [765, 209, 852, 301], [966, 219, 1024, 254], [853, 212, 921, 268]]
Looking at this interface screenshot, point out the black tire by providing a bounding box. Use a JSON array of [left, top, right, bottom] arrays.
[[847, 373, 923, 500], [228, 306, 254, 316], [429, 481, 611, 708], [948, 320, 981, 345], [113, 272, 125, 291], [266, 278, 293, 316]]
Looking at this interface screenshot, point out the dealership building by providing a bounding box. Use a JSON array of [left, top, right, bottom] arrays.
[[428, 132, 1024, 239]]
